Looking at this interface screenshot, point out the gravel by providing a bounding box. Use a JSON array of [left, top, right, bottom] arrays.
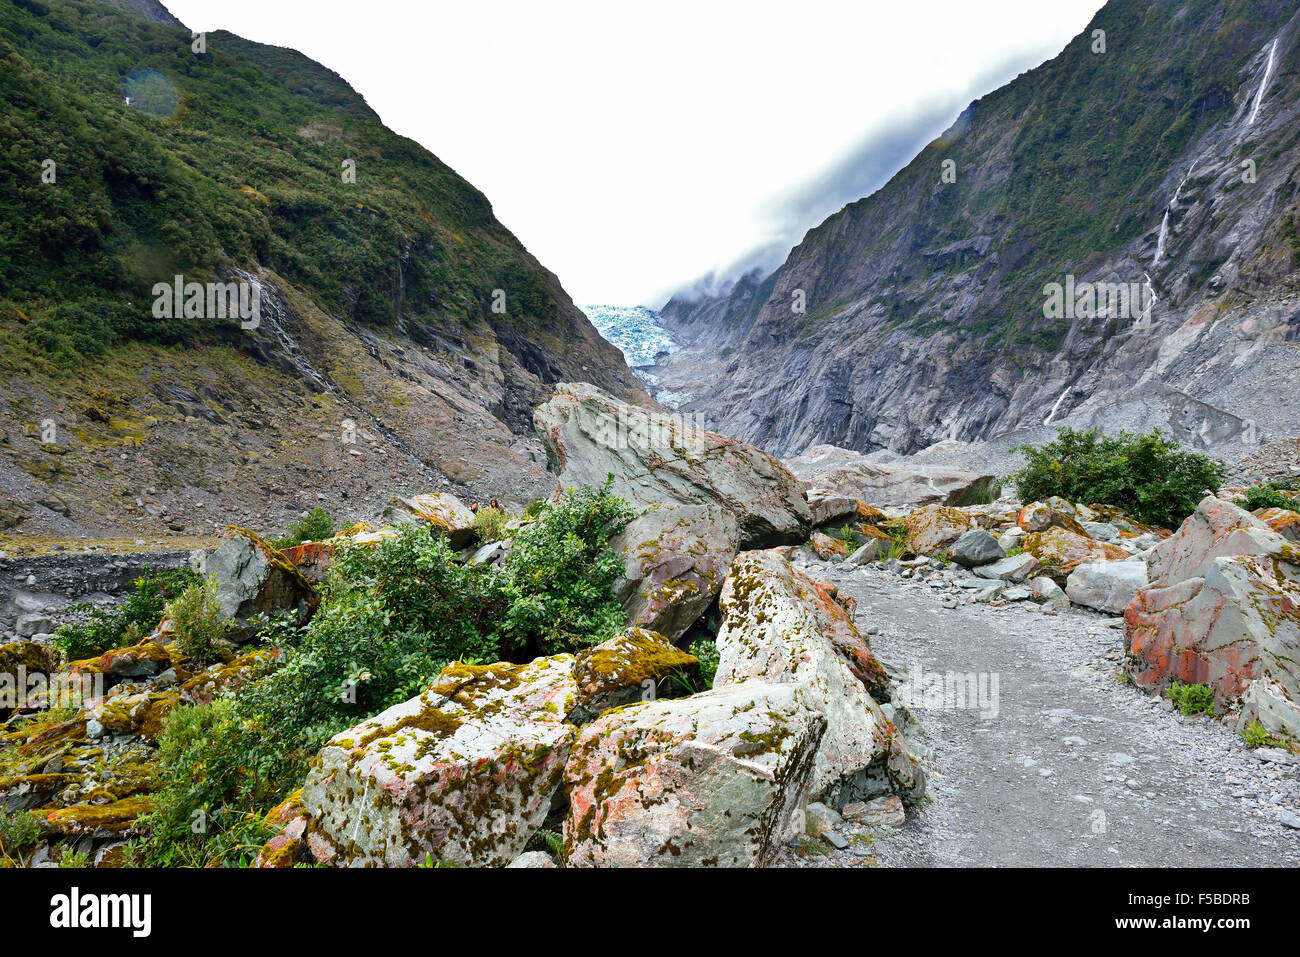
[[772, 555, 1300, 867]]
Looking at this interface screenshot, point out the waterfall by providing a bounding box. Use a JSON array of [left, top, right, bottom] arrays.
[[1043, 387, 1071, 426], [1247, 38, 1278, 127], [1151, 166, 1194, 270], [1152, 211, 1170, 269]]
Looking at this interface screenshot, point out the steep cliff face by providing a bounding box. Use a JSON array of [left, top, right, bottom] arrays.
[[0, 0, 644, 540], [660, 0, 1300, 461]]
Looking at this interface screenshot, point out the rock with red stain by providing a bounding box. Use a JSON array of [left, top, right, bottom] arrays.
[[298, 655, 579, 867], [1124, 496, 1300, 737], [714, 550, 924, 805], [562, 681, 826, 867], [904, 505, 974, 553], [65, 640, 172, 682], [1017, 500, 1088, 535], [534, 383, 811, 548], [810, 531, 849, 561], [179, 646, 283, 706], [609, 504, 739, 641], [254, 790, 311, 868], [1021, 526, 1129, 584], [1255, 507, 1300, 543]]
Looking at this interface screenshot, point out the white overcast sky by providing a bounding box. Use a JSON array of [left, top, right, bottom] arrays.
[[166, 0, 1104, 306]]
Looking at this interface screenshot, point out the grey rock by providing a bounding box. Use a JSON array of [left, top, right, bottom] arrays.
[[535, 383, 811, 548], [974, 553, 1039, 582], [1083, 522, 1121, 542], [506, 851, 558, 868], [949, 529, 1006, 567], [1065, 560, 1148, 614]]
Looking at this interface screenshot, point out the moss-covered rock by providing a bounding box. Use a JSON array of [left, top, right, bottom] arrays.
[[904, 505, 974, 553], [297, 655, 579, 867], [562, 681, 826, 867], [570, 627, 698, 721], [1021, 527, 1128, 583], [609, 504, 739, 642], [714, 549, 924, 807]]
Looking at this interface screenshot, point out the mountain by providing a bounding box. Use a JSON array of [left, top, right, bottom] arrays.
[[0, 0, 646, 542], [658, 0, 1300, 462]]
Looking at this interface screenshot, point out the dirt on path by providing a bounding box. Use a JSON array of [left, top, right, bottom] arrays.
[[774, 556, 1300, 868]]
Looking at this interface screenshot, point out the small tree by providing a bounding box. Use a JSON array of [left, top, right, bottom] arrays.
[[1012, 427, 1224, 528]]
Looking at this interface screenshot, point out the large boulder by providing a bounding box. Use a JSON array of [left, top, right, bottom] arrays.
[[904, 505, 974, 554], [200, 529, 316, 638], [535, 383, 810, 548], [785, 445, 998, 508], [1065, 560, 1149, 614], [1124, 497, 1300, 736], [562, 681, 826, 867], [293, 626, 695, 867], [609, 504, 739, 642], [1021, 527, 1129, 584], [299, 656, 580, 868], [390, 493, 479, 549], [714, 550, 923, 806], [807, 491, 860, 528]]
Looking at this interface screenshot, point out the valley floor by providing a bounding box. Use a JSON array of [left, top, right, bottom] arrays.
[[774, 557, 1300, 868]]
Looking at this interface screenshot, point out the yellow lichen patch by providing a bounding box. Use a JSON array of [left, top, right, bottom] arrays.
[[43, 796, 151, 836], [573, 628, 699, 701]]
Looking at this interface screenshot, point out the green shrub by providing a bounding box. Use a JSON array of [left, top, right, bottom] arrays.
[[140, 700, 282, 867], [496, 479, 635, 658], [471, 506, 509, 544], [166, 577, 235, 663], [272, 507, 334, 549], [1241, 719, 1274, 749], [1012, 428, 1225, 528], [0, 809, 42, 866], [1166, 680, 1216, 716], [1235, 484, 1296, 513], [142, 481, 634, 862], [688, 637, 720, 690], [52, 566, 202, 660]]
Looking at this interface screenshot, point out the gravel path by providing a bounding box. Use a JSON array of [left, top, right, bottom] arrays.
[[773, 556, 1300, 867]]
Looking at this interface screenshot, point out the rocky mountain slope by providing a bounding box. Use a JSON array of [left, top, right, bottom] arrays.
[[659, 0, 1300, 462], [0, 0, 645, 544]]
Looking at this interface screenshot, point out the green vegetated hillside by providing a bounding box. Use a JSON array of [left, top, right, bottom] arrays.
[[661, 0, 1300, 460], [0, 0, 643, 541]]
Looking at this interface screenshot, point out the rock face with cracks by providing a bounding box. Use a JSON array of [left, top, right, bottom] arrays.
[[561, 681, 826, 867], [534, 383, 811, 548], [714, 549, 925, 806], [1124, 497, 1300, 737], [609, 504, 739, 643]]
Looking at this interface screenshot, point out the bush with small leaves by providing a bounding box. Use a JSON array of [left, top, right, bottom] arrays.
[[1166, 680, 1216, 716], [165, 577, 235, 663], [52, 567, 202, 661], [1012, 428, 1224, 529]]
